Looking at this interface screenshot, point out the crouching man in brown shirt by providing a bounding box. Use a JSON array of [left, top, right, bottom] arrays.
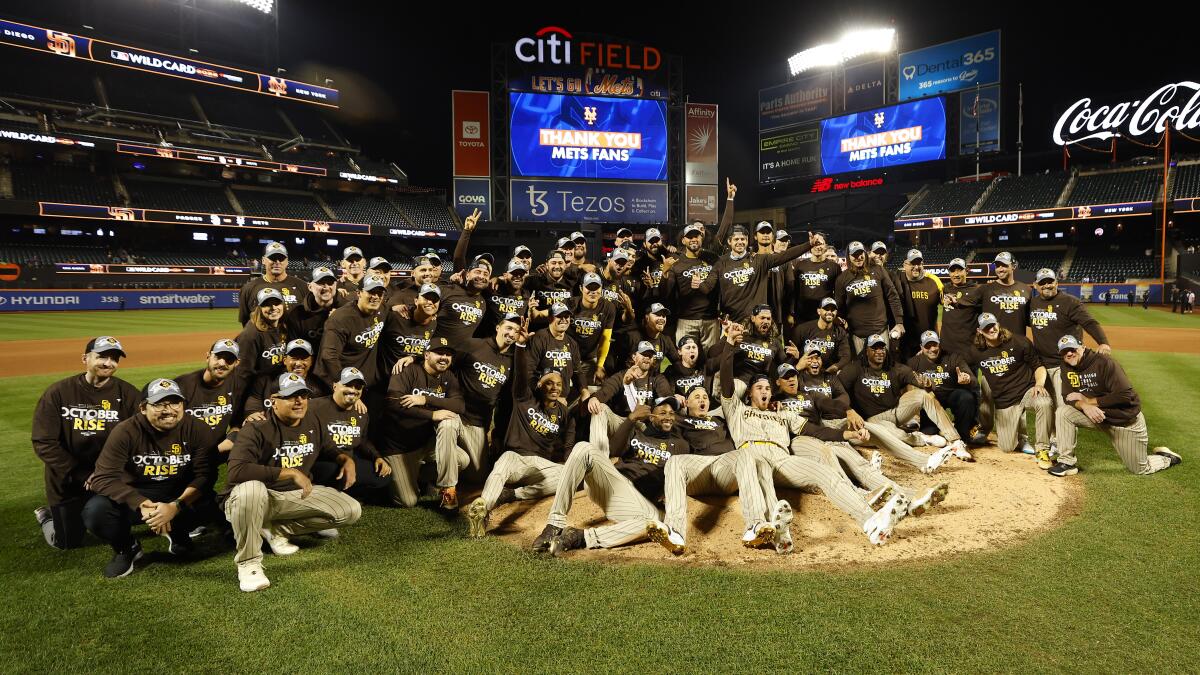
[[221, 372, 362, 592]]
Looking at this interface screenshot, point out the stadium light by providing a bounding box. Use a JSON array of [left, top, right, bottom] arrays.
[[234, 0, 274, 14], [788, 28, 896, 76]]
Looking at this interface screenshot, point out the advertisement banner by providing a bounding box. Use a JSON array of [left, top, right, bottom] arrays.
[[843, 59, 886, 111], [38, 202, 372, 235], [820, 98, 946, 174], [0, 289, 239, 312], [758, 73, 833, 132], [507, 27, 668, 99], [453, 178, 492, 221], [959, 85, 1001, 154], [759, 125, 821, 183], [452, 90, 490, 177], [509, 179, 668, 224], [57, 264, 251, 275], [894, 202, 1154, 231], [509, 93, 668, 181], [685, 184, 719, 224], [899, 30, 1000, 101], [685, 103, 719, 185], [1061, 284, 1162, 304], [0, 18, 339, 107]]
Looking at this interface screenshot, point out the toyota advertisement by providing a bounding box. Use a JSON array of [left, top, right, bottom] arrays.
[[509, 92, 668, 181], [819, 98, 947, 174]]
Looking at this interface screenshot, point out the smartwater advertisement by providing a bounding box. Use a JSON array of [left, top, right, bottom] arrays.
[[0, 290, 239, 312]]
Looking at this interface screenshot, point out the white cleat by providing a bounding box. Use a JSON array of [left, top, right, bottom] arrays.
[[864, 484, 895, 509], [949, 439, 975, 462], [869, 450, 883, 470], [313, 529, 339, 539], [261, 528, 299, 555], [913, 432, 948, 448], [742, 521, 777, 549], [1019, 438, 1036, 455], [238, 563, 270, 592], [908, 483, 949, 517], [863, 492, 911, 545], [646, 520, 686, 556], [771, 500, 795, 554], [922, 446, 953, 474]]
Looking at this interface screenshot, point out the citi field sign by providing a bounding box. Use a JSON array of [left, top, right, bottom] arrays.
[[513, 26, 662, 71], [1053, 81, 1200, 145]]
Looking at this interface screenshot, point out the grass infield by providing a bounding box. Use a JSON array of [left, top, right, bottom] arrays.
[[0, 309, 1196, 671]]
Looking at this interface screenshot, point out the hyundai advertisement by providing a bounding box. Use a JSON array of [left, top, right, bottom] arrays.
[[509, 92, 668, 181], [819, 98, 947, 175]]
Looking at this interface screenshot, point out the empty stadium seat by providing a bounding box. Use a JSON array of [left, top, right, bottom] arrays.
[[1066, 170, 1162, 206], [10, 163, 119, 204], [390, 194, 458, 232], [1169, 163, 1200, 199], [902, 182, 990, 217], [233, 190, 328, 221], [978, 172, 1070, 212], [126, 180, 234, 213]]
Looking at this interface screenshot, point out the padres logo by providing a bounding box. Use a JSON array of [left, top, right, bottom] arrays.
[[47, 31, 76, 57], [218, 395, 227, 406], [101, 400, 111, 411], [298, 433, 308, 444], [169, 443, 183, 455], [1067, 372, 1081, 388]]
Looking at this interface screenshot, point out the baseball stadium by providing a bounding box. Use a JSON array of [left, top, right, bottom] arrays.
[[1, 2, 1197, 672]]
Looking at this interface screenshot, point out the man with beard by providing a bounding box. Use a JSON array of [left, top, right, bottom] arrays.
[[336, 246, 366, 298], [835, 241, 905, 355], [971, 313, 1053, 458], [436, 256, 490, 346], [566, 272, 617, 386], [316, 275, 386, 391], [381, 338, 464, 507], [896, 249, 943, 361], [523, 302, 588, 402], [84, 379, 215, 577], [907, 330, 979, 455], [524, 251, 574, 326], [630, 227, 673, 305], [389, 254, 440, 310], [707, 304, 786, 385], [482, 259, 531, 335], [598, 248, 639, 329], [939, 258, 981, 359], [665, 335, 709, 398], [381, 283, 440, 376], [284, 267, 340, 350], [752, 221, 775, 255], [587, 341, 674, 456], [237, 242, 305, 325], [623, 302, 679, 373], [792, 232, 841, 322], [791, 297, 852, 375], [310, 367, 392, 504], [174, 339, 244, 516], [967, 252, 1032, 336], [663, 179, 738, 349], [699, 227, 818, 323], [244, 339, 330, 415], [32, 336, 141, 549], [568, 230, 592, 270]]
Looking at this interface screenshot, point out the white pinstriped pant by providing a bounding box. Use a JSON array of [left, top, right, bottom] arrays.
[[789, 436, 914, 501], [588, 403, 626, 456], [994, 388, 1052, 453], [547, 441, 660, 549], [481, 451, 564, 511], [740, 441, 875, 526], [662, 448, 761, 540], [1055, 409, 1170, 475], [224, 481, 362, 568], [865, 389, 959, 469]]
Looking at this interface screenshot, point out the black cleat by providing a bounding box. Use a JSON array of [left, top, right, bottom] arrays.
[[1154, 448, 1182, 467], [103, 541, 144, 579], [1047, 462, 1079, 477], [163, 531, 195, 556], [549, 527, 585, 557], [531, 524, 562, 553]]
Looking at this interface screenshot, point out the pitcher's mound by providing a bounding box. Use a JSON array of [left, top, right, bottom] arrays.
[[476, 448, 1083, 570]]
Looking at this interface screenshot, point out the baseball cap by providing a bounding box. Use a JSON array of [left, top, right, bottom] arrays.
[[751, 303, 773, 316], [730, 224, 750, 237], [425, 252, 443, 266], [866, 333, 888, 349], [368, 256, 392, 271], [256, 287, 284, 305], [264, 242, 288, 259], [311, 266, 336, 284], [755, 221, 773, 233], [1057, 335, 1084, 352], [647, 302, 669, 316], [610, 248, 631, 264], [513, 245, 533, 258], [429, 336, 455, 354], [546, 250, 566, 262], [556, 237, 572, 249], [920, 330, 940, 346], [342, 246, 364, 260], [803, 340, 822, 356], [820, 297, 838, 309], [143, 378, 184, 404], [652, 395, 680, 411], [776, 363, 798, 379], [413, 255, 436, 268], [337, 367, 366, 386], [581, 272, 603, 290], [977, 313, 999, 329], [285, 338, 314, 356], [748, 373, 771, 389], [210, 338, 240, 359], [994, 251, 1014, 266], [499, 312, 523, 326], [871, 241, 888, 253], [1036, 268, 1057, 283], [418, 283, 442, 299], [848, 241, 866, 255], [636, 340, 657, 356], [466, 257, 491, 272], [776, 229, 791, 241], [276, 372, 310, 397], [677, 335, 698, 349], [616, 227, 633, 238], [645, 227, 663, 242], [507, 259, 528, 275], [570, 231, 586, 243], [85, 335, 126, 357], [473, 252, 495, 267], [905, 249, 924, 263], [948, 258, 967, 271], [682, 222, 704, 237], [361, 275, 387, 293], [549, 302, 572, 317]]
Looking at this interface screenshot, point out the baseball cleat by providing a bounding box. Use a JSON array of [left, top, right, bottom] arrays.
[[949, 439, 974, 462], [466, 497, 489, 538], [922, 446, 953, 474], [531, 524, 562, 552], [438, 486, 459, 510], [912, 432, 947, 448], [1153, 447, 1182, 467], [103, 541, 143, 579], [33, 506, 51, 527], [869, 450, 883, 470], [863, 492, 910, 545], [968, 432, 990, 447], [313, 529, 339, 539], [646, 520, 686, 556], [741, 521, 777, 549], [1019, 439, 1036, 455], [908, 483, 949, 517], [771, 500, 795, 555], [237, 562, 270, 593], [1035, 447, 1055, 470], [864, 484, 895, 509], [261, 528, 299, 555], [1047, 462, 1079, 477], [549, 527, 585, 556], [162, 530, 195, 556]]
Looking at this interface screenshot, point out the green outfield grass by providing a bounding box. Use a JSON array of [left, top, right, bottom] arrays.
[[1, 317, 1196, 671], [1, 309, 239, 341], [1087, 305, 1199, 329]]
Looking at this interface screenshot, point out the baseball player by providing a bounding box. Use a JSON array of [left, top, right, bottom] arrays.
[[237, 242, 304, 325], [564, 272, 616, 385], [586, 340, 673, 455], [698, 226, 818, 323], [336, 246, 367, 298], [971, 313, 1053, 458], [907, 330, 979, 453], [524, 251, 574, 326], [522, 302, 588, 401], [435, 255, 490, 347], [387, 254, 440, 310], [792, 233, 841, 325], [707, 304, 786, 385], [791, 297, 852, 375], [315, 275, 386, 391], [32, 336, 140, 549], [381, 283, 440, 376], [244, 339, 329, 415], [939, 258, 982, 359], [532, 398, 690, 556], [309, 367, 392, 505], [663, 179, 736, 349], [1050, 336, 1180, 476], [284, 266, 341, 350], [83, 379, 215, 577], [835, 241, 905, 355], [623, 302, 679, 373], [896, 249, 943, 360], [664, 335, 709, 397], [234, 287, 287, 397], [482, 259, 531, 336]]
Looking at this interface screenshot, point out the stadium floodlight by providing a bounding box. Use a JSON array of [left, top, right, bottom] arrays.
[[788, 28, 896, 76], [234, 0, 274, 14]]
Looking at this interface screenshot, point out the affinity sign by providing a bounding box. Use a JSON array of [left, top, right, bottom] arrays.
[[820, 98, 946, 174]]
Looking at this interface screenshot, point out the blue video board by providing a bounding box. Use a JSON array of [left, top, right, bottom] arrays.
[[819, 98, 947, 175]]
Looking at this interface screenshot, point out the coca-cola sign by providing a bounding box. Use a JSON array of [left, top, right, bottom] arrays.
[[1053, 81, 1200, 145]]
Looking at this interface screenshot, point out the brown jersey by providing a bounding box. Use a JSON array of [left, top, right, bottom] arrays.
[[1060, 350, 1141, 426], [90, 414, 212, 509]]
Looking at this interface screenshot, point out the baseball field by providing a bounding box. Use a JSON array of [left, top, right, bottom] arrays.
[[1, 306, 1196, 672]]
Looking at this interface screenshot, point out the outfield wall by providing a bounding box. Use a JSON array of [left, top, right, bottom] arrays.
[[0, 289, 238, 311]]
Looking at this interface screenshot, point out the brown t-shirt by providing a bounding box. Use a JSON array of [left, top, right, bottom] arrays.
[[970, 335, 1042, 409], [941, 281, 980, 358], [838, 362, 921, 418], [221, 408, 343, 502], [791, 319, 852, 372], [90, 414, 212, 509], [382, 362, 465, 454], [316, 303, 385, 389], [173, 368, 243, 451], [907, 351, 975, 397], [834, 265, 904, 338], [1029, 293, 1109, 367], [455, 337, 516, 427], [1060, 350, 1141, 426]]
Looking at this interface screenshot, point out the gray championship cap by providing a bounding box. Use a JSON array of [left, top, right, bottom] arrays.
[[256, 287, 284, 305], [776, 362, 798, 378], [362, 275, 387, 292], [776, 229, 791, 241], [905, 248, 924, 263], [636, 340, 658, 355], [948, 258, 967, 270], [342, 246, 364, 260], [143, 378, 185, 404], [1036, 268, 1057, 283], [647, 302, 670, 316], [210, 338, 240, 359], [610, 247, 631, 263], [615, 227, 633, 238], [977, 312, 999, 329], [871, 241, 888, 253], [1057, 335, 1084, 352], [85, 335, 126, 357], [866, 333, 888, 348], [418, 283, 441, 299], [513, 244, 533, 258], [550, 302, 572, 317], [276, 372, 310, 397], [311, 266, 336, 284], [337, 367, 366, 386], [755, 221, 773, 233], [682, 222, 704, 237], [994, 251, 1014, 267], [264, 242, 288, 259], [644, 227, 663, 242], [652, 395, 680, 410], [507, 259, 529, 274], [848, 241, 866, 255], [368, 256, 392, 271], [581, 272, 603, 289], [570, 231, 586, 243], [285, 338, 314, 356], [920, 330, 940, 345], [820, 297, 838, 309]]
